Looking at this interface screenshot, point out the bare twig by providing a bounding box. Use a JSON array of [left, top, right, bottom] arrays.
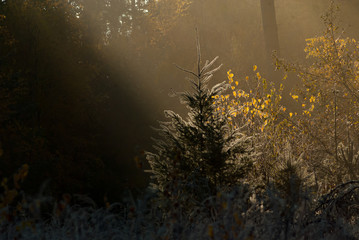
[[196, 28, 201, 77]]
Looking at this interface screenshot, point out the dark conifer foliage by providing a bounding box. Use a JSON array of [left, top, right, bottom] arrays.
[[146, 37, 253, 205]]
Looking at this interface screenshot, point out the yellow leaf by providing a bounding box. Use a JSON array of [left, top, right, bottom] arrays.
[[227, 70, 234, 78], [253, 65, 257, 71], [260, 125, 264, 132], [291, 95, 299, 100]]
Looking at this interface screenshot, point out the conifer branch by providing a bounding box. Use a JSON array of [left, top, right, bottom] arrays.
[[201, 56, 220, 75], [174, 64, 198, 78]]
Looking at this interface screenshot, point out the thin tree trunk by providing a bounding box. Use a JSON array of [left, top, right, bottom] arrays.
[[260, 0, 280, 59], [131, 0, 137, 30]]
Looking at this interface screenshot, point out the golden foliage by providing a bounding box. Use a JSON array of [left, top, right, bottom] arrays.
[[273, 4, 359, 191], [147, 0, 192, 44], [212, 5, 359, 188]]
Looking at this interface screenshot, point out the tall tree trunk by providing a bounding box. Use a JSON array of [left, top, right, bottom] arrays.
[[131, 0, 137, 30], [260, 0, 280, 59]]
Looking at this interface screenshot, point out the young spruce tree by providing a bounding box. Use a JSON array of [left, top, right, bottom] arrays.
[[146, 37, 253, 207]]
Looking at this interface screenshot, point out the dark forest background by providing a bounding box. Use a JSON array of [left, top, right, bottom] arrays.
[[1, 0, 359, 205]]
